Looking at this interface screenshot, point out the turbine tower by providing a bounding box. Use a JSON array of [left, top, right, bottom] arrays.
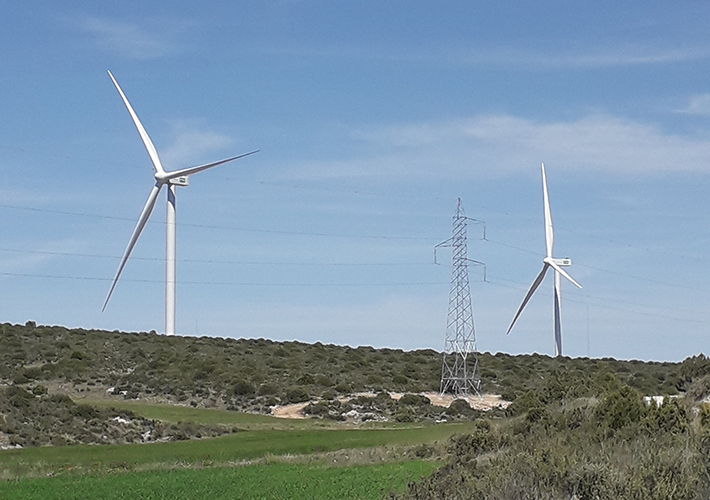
[[436, 198, 484, 397], [102, 70, 258, 335], [506, 163, 582, 356]]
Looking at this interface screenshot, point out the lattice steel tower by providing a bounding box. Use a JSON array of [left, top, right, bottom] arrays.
[[436, 198, 484, 397]]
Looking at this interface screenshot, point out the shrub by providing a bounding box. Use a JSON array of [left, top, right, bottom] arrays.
[[315, 375, 334, 387], [525, 407, 552, 426], [232, 380, 255, 396], [448, 399, 473, 416], [645, 397, 688, 435], [334, 382, 351, 394], [31, 385, 48, 395], [509, 390, 543, 415], [285, 387, 309, 404], [594, 386, 645, 430], [399, 393, 431, 406], [394, 408, 414, 422], [258, 383, 277, 395]]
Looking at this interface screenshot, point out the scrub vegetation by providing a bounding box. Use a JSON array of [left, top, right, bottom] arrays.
[[398, 371, 710, 500], [0, 322, 686, 414], [3, 321, 710, 498]]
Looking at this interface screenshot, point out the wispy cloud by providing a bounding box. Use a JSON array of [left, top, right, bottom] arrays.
[[244, 41, 708, 69], [289, 114, 710, 180], [78, 17, 179, 60], [677, 94, 710, 115], [159, 120, 234, 169], [0, 239, 86, 274], [452, 45, 709, 69]]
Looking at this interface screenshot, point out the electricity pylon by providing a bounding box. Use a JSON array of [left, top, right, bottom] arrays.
[[435, 198, 484, 397]]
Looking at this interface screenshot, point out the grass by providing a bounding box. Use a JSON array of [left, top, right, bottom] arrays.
[[0, 460, 439, 500], [0, 395, 458, 497], [82, 398, 298, 428], [0, 417, 474, 478]]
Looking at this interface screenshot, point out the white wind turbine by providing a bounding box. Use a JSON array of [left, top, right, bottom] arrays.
[[506, 163, 582, 356], [101, 70, 258, 335]]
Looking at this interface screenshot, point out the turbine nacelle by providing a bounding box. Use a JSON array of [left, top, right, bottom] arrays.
[[169, 176, 189, 187]]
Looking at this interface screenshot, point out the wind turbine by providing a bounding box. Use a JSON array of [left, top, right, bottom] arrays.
[[506, 163, 581, 356], [101, 70, 258, 335]]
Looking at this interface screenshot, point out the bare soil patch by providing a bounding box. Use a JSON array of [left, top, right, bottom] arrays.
[[271, 393, 510, 419]]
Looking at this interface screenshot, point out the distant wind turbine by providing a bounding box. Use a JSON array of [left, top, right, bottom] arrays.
[[506, 163, 582, 356], [101, 70, 258, 335]]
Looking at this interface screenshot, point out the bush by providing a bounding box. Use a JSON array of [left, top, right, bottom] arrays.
[[645, 397, 688, 435], [334, 382, 351, 394], [258, 383, 277, 395], [448, 399, 472, 416], [285, 386, 310, 403], [304, 401, 330, 416], [232, 380, 255, 396], [525, 407, 551, 426], [31, 385, 48, 395], [399, 393, 431, 406], [509, 390, 543, 415], [685, 374, 710, 403], [594, 386, 645, 431], [315, 375, 334, 387], [394, 408, 414, 422]]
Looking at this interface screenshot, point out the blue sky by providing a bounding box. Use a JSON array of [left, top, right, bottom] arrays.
[[2, 1, 710, 361]]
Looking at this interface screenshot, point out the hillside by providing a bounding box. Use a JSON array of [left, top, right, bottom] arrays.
[[1, 321, 707, 449]]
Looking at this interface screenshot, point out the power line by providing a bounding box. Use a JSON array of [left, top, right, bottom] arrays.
[[486, 237, 710, 293], [0, 203, 435, 241], [0, 247, 433, 267], [485, 274, 710, 325], [0, 271, 447, 288]]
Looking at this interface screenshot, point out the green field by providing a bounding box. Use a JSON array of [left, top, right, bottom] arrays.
[[0, 422, 470, 476], [83, 398, 301, 428], [0, 401, 459, 498], [0, 461, 438, 500]]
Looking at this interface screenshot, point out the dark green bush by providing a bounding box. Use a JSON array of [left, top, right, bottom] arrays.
[[399, 393, 430, 406], [285, 386, 310, 403], [258, 383, 277, 395], [231, 380, 255, 396], [594, 386, 645, 430]]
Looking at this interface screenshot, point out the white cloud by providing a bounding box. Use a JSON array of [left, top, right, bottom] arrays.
[[454, 46, 709, 69], [78, 17, 178, 60], [677, 94, 710, 115], [159, 121, 234, 169], [288, 114, 710, 180], [245, 41, 708, 69]]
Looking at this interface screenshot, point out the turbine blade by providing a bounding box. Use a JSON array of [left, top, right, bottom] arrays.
[[506, 263, 550, 335], [163, 150, 259, 180], [546, 259, 582, 289], [107, 71, 165, 175], [541, 163, 554, 258], [553, 271, 562, 356], [102, 183, 163, 311]]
